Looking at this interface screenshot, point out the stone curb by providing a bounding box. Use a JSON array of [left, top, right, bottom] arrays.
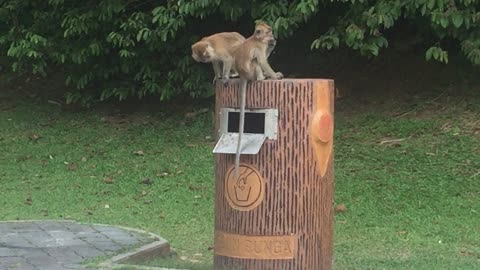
[[97, 239, 183, 270], [87, 223, 184, 270]]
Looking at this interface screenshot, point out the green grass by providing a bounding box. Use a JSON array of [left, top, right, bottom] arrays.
[[121, 255, 213, 270], [1, 83, 479, 269], [0, 91, 216, 267]]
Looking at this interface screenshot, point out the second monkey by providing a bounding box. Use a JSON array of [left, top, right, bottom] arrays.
[[232, 22, 283, 178]]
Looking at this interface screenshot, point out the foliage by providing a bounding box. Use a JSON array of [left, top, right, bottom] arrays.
[[0, 0, 479, 104], [311, 0, 480, 65]]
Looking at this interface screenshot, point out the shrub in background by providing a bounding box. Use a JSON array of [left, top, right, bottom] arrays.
[[0, 0, 478, 105]]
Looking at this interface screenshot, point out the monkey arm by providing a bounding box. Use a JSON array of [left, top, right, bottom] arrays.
[[256, 51, 280, 79], [212, 61, 222, 79], [221, 56, 234, 81]]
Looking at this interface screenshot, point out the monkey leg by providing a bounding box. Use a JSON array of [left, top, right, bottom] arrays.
[[210, 61, 221, 84], [255, 66, 265, 80], [221, 58, 234, 86], [212, 61, 222, 78]]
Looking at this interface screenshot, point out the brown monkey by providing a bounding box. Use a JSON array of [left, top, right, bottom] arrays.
[[233, 22, 283, 178], [191, 32, 245, 83]]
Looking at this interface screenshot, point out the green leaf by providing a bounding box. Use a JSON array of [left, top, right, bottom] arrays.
[[310, 39, 320, 50], [433, 48, 440, 59], [452, 13, 463, 28], [441, 51, 448, 64], [137, 28, 148, 42], [440, 16, 449, 28], [426, 48, 433, 61]]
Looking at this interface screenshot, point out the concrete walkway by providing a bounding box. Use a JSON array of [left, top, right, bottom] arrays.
[[0, 220, 158, 270]]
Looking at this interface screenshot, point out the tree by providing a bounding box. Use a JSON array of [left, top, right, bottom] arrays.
[[0, 0, 478, 105]]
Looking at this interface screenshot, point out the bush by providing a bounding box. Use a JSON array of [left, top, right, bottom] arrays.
[[0, 0, 479, 105]]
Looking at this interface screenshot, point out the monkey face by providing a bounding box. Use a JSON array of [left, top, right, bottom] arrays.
[[191, 42, 214, 63], [254, 23, 276, 44], [192, 52, 211, 63]]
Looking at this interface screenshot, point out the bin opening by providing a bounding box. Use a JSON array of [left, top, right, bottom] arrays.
[[212, 108, 278, 155], [227, 112, 266, 134]]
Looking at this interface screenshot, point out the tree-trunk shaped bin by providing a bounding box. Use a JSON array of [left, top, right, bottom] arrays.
[[213, 79, 335, 270]]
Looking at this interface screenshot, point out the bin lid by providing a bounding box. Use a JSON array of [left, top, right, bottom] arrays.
[[212, 133, 265, 155]]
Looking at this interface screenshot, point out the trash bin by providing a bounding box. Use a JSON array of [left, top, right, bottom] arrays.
[[212, 79, 335, 270]]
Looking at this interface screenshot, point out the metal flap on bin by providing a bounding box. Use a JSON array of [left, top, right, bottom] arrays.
[[213, 133, 266, 155]]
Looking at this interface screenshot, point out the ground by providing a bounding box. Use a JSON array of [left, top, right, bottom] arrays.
[[0, 50, 479, 269]]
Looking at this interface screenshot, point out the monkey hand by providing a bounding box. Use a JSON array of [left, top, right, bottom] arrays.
[[213, 75, 223, 85], [273, 72, 284, 80], [221, 77, 230, 87]]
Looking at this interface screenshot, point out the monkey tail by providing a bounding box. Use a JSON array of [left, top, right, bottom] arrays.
[[234, 79, 247, 179]]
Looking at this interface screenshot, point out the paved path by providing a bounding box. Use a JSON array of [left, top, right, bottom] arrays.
[[0, 220, 158, 270]]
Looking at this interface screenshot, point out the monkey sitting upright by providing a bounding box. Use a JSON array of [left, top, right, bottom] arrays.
[[232, 22, 283, 178], [191, 32, 245, 83]]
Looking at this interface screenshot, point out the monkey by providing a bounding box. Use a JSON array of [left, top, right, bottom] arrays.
[[191, 32, 245, 84], [232, 22, 283, 178], [191, 32, 276, 84]]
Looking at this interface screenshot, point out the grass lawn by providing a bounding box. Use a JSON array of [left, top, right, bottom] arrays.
[[1, 76, 479, 269]]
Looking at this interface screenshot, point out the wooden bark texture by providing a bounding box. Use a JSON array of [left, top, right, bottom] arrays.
[[214, 79, 334, 270]]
